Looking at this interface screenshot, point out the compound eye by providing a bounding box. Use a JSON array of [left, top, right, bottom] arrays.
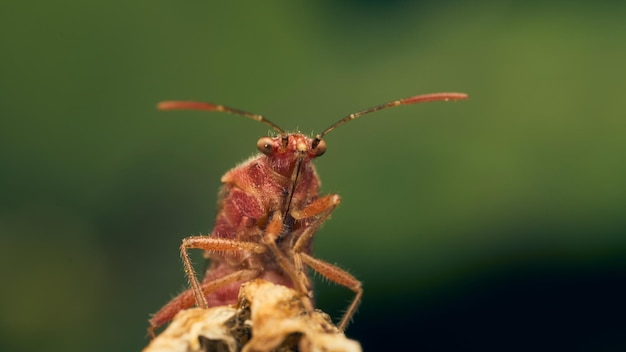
[[257, 137, 274, 155], [313, 139, 326, 157]]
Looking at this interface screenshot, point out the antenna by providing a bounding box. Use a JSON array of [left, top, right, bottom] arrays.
[[312, 92, 468, 147], [157, 101, 286, 134]]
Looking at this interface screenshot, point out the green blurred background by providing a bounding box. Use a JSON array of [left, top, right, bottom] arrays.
[[1, 1, 625, 351]]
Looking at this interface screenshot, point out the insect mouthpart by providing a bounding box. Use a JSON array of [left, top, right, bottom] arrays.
[[296, 140, 307, 153]]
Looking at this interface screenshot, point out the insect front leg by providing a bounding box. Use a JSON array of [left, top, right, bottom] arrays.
[[262, 212, 313, 310], [179, 236, 266, 308], [291, 194, 363, 331], [292, 194, 341, 253], [289, 194, 341, 294]]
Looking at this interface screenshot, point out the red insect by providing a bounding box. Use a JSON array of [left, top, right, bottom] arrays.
[[148, 92, 468, 337]]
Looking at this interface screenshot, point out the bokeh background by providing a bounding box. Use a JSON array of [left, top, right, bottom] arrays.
[[1, 1, 625, 351]]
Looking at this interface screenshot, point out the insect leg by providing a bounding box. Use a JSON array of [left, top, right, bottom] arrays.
[[291, 194, 341, 253], [180, 236, 265, 308], [291, 194, 362, 330], [148, 268, 260, 338], [299, 252, 363, 332], [290, 194, 341, 292], [262, 212, 315, 312]]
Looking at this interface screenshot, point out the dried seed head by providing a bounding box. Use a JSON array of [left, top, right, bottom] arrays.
[[144, 279, 362, 352]]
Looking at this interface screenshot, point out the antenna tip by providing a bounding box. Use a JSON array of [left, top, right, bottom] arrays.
[[157, 101, 220, 111], [400, 92, 469, 105]]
